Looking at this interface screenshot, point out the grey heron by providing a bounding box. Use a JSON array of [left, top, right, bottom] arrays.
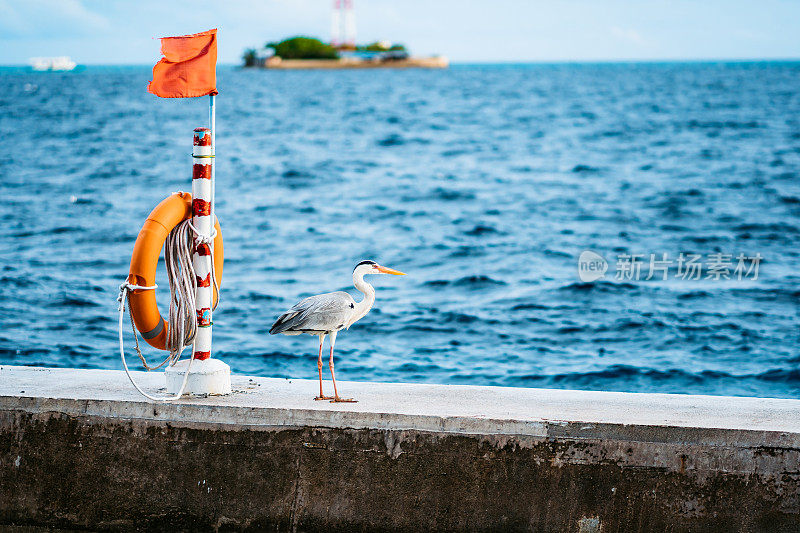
[[270, 260, 406, 402]]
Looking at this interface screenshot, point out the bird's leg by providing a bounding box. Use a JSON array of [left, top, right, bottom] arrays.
[[328, 332, 356, 403], [314, 334, 332, 401]]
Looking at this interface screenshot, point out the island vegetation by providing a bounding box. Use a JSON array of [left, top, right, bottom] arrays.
[[358, 42, 407, 52], [242, 36, 407, 66], [268, 37, 339, 60]]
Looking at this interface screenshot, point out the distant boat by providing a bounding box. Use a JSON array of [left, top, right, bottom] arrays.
[[29, 57, 77, 72]]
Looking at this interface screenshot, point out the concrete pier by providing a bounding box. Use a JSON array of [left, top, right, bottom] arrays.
[[1, 365, 798, 531]]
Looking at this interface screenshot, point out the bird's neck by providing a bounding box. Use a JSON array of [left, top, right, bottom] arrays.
[[350, 272, 375, 325]]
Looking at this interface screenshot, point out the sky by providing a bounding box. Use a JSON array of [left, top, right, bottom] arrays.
[[1, 0, 799, 65]]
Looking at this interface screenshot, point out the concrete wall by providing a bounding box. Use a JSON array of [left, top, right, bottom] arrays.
[[1, 366, 798, 532]]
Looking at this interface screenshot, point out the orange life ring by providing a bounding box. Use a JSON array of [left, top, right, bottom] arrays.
[[126, 192, 223, 350]]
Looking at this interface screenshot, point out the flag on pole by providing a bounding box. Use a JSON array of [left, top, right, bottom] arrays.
[[148, 29, 218, 98]]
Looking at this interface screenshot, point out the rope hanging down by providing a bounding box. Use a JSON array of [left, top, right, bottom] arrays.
[[117, 218, 218, 402]]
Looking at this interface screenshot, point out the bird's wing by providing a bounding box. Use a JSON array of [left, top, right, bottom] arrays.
[[270, 291, 356, 334]]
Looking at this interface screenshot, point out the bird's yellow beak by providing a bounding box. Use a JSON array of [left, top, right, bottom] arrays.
[[376, 265, 406, 275]]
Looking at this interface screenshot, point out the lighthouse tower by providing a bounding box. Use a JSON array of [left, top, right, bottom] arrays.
[[331, 0, 356, 48]]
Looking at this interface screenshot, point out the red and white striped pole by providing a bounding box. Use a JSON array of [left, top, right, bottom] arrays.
[[165, 95, 230, 396], [192, 126, 214, 360]]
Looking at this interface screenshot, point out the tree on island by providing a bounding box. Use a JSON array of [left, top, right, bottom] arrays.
[[267, 37, 339, 60], [242, 48, 258, 67], [357, 42, 407, 52]]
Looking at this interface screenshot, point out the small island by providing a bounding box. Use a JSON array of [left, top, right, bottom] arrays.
[[242, 36, 448, 70]]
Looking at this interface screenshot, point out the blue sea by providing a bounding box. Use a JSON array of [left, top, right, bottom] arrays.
[[1, 62, 799, 398]]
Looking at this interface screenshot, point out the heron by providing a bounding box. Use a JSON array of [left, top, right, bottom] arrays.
[[269, 260, 406, 402]]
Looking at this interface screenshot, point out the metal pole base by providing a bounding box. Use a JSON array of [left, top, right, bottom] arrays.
[[164, 358, 232, 396]]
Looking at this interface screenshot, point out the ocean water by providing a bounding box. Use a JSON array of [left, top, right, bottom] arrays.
[[1, 62, 799, 398]]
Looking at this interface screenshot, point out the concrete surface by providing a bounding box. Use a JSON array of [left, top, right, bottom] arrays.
[[1, 365, 799, 532]]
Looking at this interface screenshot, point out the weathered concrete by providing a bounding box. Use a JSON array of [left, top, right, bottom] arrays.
[[1, 365, 798, 532]]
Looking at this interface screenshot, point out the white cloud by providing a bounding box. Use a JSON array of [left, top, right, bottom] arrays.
[[610, 26, 646, 47], [1, 0, 799, 64], [0, 0, 110, 39]]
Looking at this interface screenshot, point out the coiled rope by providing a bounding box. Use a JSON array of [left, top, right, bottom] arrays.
[[117, 218, 219, 402]]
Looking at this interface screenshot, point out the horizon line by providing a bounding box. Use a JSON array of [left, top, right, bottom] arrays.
[[2, 56, 800, 68]]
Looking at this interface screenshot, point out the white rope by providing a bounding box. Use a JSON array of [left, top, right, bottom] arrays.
[[185, 218, 221, 312], [165, 220, 199, 356], [118, 283, 193, 402], [117, 282, 171, 371], [119, 282, 157, 292], [186, 220, 217, 242], [116, 217, 219, 403]]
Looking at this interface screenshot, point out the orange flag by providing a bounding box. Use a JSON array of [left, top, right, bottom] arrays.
[[148, 29, 218, 98]]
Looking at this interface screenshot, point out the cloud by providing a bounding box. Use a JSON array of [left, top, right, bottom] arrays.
[[0, 0, 110, 39], [1, 0, 798, 64], [610, 26, 646, 46]]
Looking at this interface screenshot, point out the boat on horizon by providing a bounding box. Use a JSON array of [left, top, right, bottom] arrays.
[[29, 56, 77, 72]]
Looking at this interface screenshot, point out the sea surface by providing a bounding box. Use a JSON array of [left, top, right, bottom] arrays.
[[1, 62, 799, 398]]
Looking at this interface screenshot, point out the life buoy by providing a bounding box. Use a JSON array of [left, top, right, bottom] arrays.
[[127, 192, 223, 350]]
